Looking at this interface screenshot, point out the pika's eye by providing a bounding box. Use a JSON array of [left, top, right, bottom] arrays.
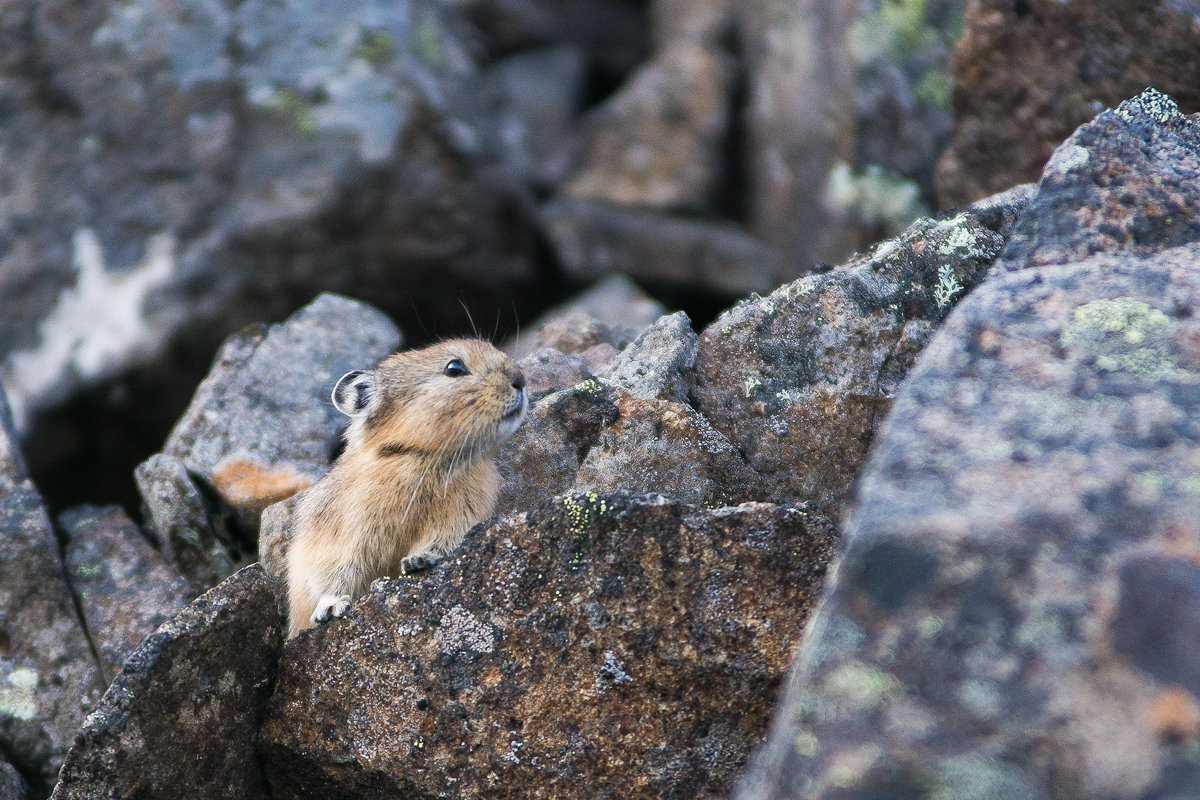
[[443, 358, 469, 377]]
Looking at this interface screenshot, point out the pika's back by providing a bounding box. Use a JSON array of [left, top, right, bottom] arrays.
[[333, 338, 527, 462]]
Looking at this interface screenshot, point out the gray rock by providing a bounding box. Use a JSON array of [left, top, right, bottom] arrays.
[[259, 493, 837, 800], [517, 348, 594, 402], [59, 505, 191, 683], [543, 195, 776, 295], [515, 310, 638, 365], [595, 310, 697, 404], [135, 452, 240, 595], [258, 493, 301, 584], [737, 92, 1200, 800], [157, 293, 400, 538], [564, 40, 733, 213], [0, 0, 527, 425], [0, 757, 27, 800], [51, 564, 283, 800], [693, 187, 1028, 517], [0, 388, 105, 793]]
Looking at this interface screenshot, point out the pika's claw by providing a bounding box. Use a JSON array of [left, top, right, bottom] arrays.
[[401, 553, 438, 574], [311, 594, 351, 624]]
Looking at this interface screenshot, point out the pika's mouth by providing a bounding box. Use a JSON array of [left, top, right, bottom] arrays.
[[501, 389, 527, 421]]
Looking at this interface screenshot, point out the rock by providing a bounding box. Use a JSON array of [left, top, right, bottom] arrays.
[[692, 186, 1029, 516], [564, 40, 733, 214], [0, 0, 529, 426], [59, 505, 191, 683], [259, 493, 837, 800], [0, 757, 27, 800], [506, 273, 666, 360], [134, 452, 241, 595], [258, 494, 300, 584], [155, 293, 400, 538], [51, 564, 283, 800], [0, 388, 105, 793], [517, 348, 594, 402], [737, 92, 1200, 800], [996, 89, 1200, 273], [478, 45, 587, 190], [595, 310, 698, 404], [936, 0, 1200, 206], [573, 394, 764, 508], [516, 310, 637, 365], [543, 196, 775, 295]]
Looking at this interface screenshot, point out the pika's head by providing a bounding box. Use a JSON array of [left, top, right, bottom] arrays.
[[332, 339, 527, 461]]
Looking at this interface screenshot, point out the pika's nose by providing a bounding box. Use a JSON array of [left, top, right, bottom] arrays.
[[511, 368, 526, 391]]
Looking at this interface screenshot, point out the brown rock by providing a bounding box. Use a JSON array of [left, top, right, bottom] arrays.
[[259, 493, 837, 800], [936, 0, 1200, 206], [51, 565, 283, 800], [59, 505, 190, 683]]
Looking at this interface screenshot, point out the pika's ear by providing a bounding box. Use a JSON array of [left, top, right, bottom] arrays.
[[332, 370, 376, 417]]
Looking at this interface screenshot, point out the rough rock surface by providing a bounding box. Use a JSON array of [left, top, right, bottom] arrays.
[[516, 348, 594, 403], [0, 0, 525, 422], [59, 505, 191, 683], [738, 90, 1200, 800], [693, 186, 1030, 516], [260, 492, 837, 800], [154, 293, 400, 539], [595, 310, 698, 404], [937, 0, 1200, 206], [51, 564, 283, 800], [0, 758, 26, 800], [0, 389, 104, 792]]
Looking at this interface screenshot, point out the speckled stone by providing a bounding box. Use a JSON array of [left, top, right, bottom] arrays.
[[736, 96, 1200, 798], [50, 564, 283, 800], [692, 187, 1029, 517], [260, 492, 837, 800], [59, 505, 191, 683], [595, 310, 698, 404], [0, 389, 105, 794], [0, 756, 27, 800]]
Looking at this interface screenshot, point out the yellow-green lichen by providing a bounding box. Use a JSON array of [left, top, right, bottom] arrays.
[[0, 668, 38, 720], [793, 730, 820, 758], [1060, 297, 1187, 379], [354, 28, 394, 66], [571, 378, 605, 398], [1114, 87, 1182, 125], [824, 662, 900, 711], [262, 88, 318, 136], [562, 491, 609, 533]]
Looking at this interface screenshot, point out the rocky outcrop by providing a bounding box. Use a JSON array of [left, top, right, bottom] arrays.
[[738, 89, 1200, 800], [937, 0, 1200, 206], [0, 389, 105, 793], [260, 492, 837, 800], [51, 565, 283, 800], [692, 184, 1030, 516], [136, 293, 400, 591]]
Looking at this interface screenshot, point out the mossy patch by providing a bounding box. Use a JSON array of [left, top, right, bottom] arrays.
[[1060, 297, 1188, 379]]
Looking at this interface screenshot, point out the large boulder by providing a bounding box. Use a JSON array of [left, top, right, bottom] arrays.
[[738, 89, 1200, 800], [260, 492, 837, 800], [0, 388, 104, 793], [936, 0, 1200, 206], [51, 565, 283, 800], [692, 184, 1031, 517]]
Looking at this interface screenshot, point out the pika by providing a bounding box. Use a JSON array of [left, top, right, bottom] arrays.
[[285, 339, 527, 637]]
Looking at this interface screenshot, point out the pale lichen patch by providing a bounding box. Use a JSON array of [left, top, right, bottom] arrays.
[[0, 667, 38, 720]]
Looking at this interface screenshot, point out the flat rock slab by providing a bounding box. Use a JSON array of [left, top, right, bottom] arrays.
[[736, 252, 1200, 799], [60, 505, 191, 683], [693, 190, 1027, 516], [51, 564, 283, 800], [0, 389, 104, 793], [260, 492, 837, 800]]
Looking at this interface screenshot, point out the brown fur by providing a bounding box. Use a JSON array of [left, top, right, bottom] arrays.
[[286, 339, 526, 637]]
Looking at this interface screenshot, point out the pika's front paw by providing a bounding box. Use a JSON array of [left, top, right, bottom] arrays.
[[311, 594, 351, 624], [401, 553, 439, 574]]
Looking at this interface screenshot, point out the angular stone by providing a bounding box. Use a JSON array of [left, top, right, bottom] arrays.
[[574, 394, 762, 508], [59, 505, 190, 683], [259, 493, 837, 800], [158, 293, 400, 537], [0, 389, 105, 793], [543, 195, 776, 295], [134, 452, 240, 595], [997, 89, 1200, 273], [736, 98, 1200, 798], [937, 1, 1200, 206], [564, 41, 732, 213], [51, 564, 283, 800], [517, 348, 594, 403], [595, 310, 698, 404], [517, 310, 637, 364], [693, 188, 1027, 516]]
